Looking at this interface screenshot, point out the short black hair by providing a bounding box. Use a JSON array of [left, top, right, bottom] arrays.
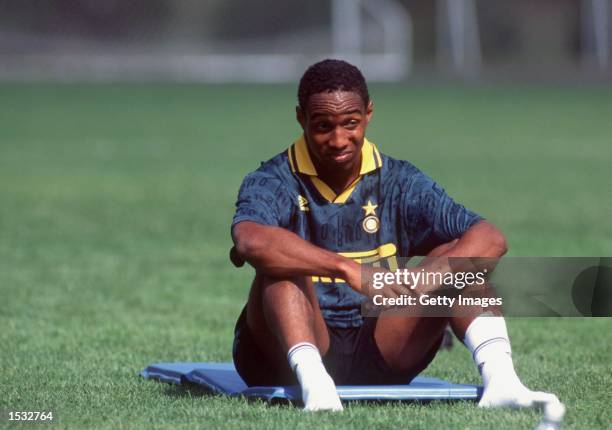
[[298, 59, 370, 110]]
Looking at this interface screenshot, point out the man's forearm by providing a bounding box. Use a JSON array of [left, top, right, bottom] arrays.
[[415, 220, 507, 293], [232, 221, 359, 282], [435, 220, 507, 259], [231, 220, 506, 296]]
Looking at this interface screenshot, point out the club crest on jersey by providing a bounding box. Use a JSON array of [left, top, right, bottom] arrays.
[[361, 200, 380, 234]]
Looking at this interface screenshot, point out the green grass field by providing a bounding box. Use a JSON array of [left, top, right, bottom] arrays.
[[1, 83, 611, 429]]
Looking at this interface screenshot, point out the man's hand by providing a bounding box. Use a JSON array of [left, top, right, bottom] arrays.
[[344, 264, 418, 312]]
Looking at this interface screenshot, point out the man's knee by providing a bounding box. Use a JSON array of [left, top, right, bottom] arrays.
[[259, 276, 315, 302], [261, 275, 307, 288]]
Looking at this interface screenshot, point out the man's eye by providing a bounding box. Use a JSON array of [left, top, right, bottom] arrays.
[[315, 123, 331, 132], [345, 119, 359, 128]]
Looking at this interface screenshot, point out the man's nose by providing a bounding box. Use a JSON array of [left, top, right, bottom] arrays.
[[329, 126, 350, 149]]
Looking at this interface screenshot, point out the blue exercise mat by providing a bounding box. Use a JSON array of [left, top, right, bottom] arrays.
[[141, 362, 481, 402]]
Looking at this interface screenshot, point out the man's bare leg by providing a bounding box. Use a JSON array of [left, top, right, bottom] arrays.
[[246, 274, 329, 355], [374, 295, 559, 410], [373, 240, 479, 373], [245, 274, 342, 411], [374, 242, 560, 410]]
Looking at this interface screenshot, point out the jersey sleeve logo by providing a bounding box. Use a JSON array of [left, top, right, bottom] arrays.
[[298, 195, 310, 212], [361, 200, 380, 233]]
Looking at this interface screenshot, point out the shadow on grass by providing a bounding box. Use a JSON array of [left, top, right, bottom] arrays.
[[162, 382, 217, 398], [162, 382, 299, 408], [161, 381, 477, 409]]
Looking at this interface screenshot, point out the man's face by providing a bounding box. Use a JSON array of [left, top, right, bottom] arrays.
[[297, 90, 373, 175]]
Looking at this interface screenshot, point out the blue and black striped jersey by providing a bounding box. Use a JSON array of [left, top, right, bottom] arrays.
[[232, 135, 482, 328]]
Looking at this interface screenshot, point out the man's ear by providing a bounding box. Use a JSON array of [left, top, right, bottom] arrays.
[[365, 100, 374, 124], [296, 106, 306, 130]]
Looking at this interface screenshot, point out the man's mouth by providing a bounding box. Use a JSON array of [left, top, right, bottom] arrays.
[[328, 151, 353, 163]]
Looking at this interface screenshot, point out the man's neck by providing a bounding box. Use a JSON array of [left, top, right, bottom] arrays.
[[317, 159, 362, 195]]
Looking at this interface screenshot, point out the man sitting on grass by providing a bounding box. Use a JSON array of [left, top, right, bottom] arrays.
[[229, 59, 559, 411]]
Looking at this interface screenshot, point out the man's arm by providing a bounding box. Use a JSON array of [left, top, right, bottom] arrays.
[[232, 220, 360, 282], [429, 219, 507, 258], [416, 220, 507, 290], [343, 220, 507, 294], [233, 219, 506, 295], [372, 220, 508, 295]]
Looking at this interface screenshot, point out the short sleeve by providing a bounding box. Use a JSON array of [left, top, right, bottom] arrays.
[[403, 172, 483, 254], [232, 171, 293, 228]]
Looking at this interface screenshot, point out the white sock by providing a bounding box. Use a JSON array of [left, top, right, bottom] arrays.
[[287, 342, 342, 411], [464, 316, 561, 411], [463, 314, 512, 373], [287, 342, 322, 372], [464, 316, 523, 406]]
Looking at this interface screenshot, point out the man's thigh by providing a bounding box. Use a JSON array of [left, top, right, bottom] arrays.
[[373, 315, 448, 373], [340, 316, 446, 385]]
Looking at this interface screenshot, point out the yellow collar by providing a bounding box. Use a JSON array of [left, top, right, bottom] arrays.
[[288, 135, 382, 176]]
